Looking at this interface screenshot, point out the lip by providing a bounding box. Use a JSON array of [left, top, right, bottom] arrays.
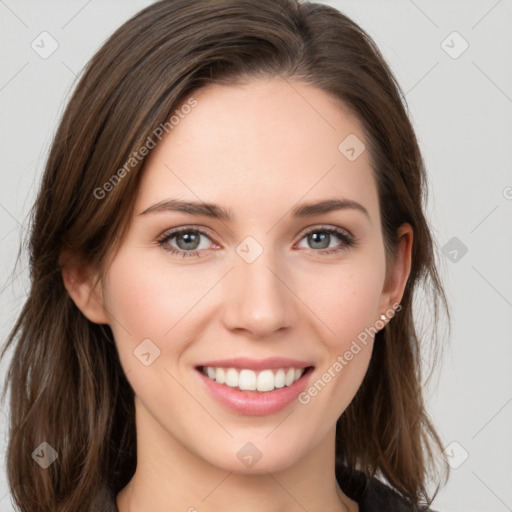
[[195, 364, 314, 416], [195, 357, 313, 371]]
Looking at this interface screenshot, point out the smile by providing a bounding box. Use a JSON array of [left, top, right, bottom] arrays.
[[195, 359, 315, 416], [199, 366, 307, 392]]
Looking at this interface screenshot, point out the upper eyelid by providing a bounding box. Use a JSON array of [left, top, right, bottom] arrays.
[[297, 224, 353, 238], [158, 225, 216, 240]]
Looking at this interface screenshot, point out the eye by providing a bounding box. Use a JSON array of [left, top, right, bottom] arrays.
[[295, 226, 357, 255], [157, 225, 357, 258], [157, 227, 216, 257]]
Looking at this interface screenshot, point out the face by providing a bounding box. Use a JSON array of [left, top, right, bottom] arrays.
[[97, 78, 403, 474]]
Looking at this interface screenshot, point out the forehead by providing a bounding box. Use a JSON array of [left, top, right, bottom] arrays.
[[137, 78, 380, 222]]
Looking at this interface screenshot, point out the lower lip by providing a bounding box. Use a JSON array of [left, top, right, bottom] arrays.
[[196, 368, 313, 416]]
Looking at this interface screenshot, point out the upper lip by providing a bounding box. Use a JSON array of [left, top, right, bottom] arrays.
[[195, 357, 314, 371]]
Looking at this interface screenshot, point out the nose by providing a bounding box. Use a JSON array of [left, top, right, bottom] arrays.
[[220, 247, 296, 338]]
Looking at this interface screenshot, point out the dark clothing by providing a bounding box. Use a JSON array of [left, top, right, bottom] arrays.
[[343, 475, 433, 511], [96, 472, 433, 512]]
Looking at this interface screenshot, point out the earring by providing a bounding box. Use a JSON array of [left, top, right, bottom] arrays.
[[380, 314, 387, 321]]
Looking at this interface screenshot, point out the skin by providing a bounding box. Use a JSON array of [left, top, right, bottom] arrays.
[[64, 78, 412, 512]]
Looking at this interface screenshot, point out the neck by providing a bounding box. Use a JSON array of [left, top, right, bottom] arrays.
[[116, 400, 356, 512]]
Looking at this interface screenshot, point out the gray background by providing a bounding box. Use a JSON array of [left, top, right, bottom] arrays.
[[1, 1, 511, 511]]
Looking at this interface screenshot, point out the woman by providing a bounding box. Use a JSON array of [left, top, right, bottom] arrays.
[[1, 0, 450, 510]]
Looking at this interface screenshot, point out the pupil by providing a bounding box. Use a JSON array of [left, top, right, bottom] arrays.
[[309, 232, 329, 249], [177, 232, 199, 250]]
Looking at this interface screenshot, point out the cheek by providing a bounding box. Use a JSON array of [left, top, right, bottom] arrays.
[[294, 252, 385, 412], [101, 249, 218, 382], [103, 250, 210, 339], [101, 251, 211, 418], [297, 253, 386, 351]]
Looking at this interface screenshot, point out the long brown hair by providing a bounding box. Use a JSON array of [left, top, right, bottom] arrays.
[[1, 0, 450, 510]]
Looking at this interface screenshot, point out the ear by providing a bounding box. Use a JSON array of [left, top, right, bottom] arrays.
[[378, 223, 413, 316], [59, 251, 110, 325]]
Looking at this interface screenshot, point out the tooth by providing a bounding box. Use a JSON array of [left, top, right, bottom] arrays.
[[274, 369, 285, 388], [239, 369, 257, 391], [205, 366, 306, 391], [257, 369, 275, 392], [225, 368, 239, 387], [285, 368, 295, 386], [215, 367, 226, 384]]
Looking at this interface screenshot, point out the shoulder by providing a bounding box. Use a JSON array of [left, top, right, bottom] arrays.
[[337, 467, 438, 512]]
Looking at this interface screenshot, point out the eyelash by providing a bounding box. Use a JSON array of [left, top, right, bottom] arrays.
[[156, 225, 358, 258]]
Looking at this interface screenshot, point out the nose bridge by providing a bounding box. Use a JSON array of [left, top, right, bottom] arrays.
[[222, 237, 295, 336]]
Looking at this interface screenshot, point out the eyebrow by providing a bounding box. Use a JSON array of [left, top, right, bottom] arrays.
[[139, 198, 370, 221]]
